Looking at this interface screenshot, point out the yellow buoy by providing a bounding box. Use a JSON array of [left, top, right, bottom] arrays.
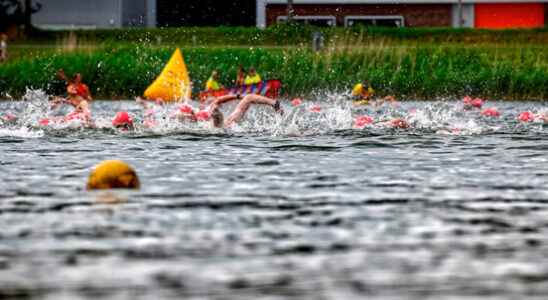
[[87, 160, 140, 190], [144, 48, 192, 102]]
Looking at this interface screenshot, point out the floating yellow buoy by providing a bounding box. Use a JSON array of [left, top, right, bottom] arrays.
[[87, 160, 140, 190], [144, 48, 192, 102]]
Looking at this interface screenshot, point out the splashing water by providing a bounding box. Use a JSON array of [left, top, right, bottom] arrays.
[[1, 89, 547, 138]]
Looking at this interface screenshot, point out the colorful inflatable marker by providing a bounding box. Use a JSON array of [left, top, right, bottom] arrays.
[[199, 80, 282, 101], [144, 48, 191, 102]]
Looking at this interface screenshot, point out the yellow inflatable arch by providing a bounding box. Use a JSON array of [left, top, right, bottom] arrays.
[[144, 48, 191, 102]]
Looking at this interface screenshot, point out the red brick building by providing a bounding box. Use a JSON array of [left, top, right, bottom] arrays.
[[256, 0, 548, 29]]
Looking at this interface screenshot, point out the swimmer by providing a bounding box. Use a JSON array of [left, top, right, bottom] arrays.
[[51, 70, 93, 122], [374, 95, 399, 107], [202, 94, 283, 128]]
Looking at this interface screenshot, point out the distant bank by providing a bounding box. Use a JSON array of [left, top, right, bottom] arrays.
[[1, 27, 547, 100]]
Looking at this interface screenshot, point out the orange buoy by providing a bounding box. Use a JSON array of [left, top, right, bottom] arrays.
[[87, 160, 140, 190]]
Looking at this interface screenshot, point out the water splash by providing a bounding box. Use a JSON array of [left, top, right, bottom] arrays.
[[1, 89, 547, 138]]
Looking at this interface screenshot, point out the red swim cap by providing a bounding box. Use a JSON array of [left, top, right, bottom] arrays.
[[481, 107, 500, 117], [195, 110, 210, 121], [463, 96, 483, 109], [310, 105, 321, 113], [471, 98, 484, 109], [39, 118, 50, 126], [179, 104, 194, 114], [390, 118, 409, 129], [143, 119, 156, 128], [112, 111, 133, 127], [354, 115, 374, 128], [2, 113, 17, 122], [291, 98, 302, 106], [518, 111, 535, 122]]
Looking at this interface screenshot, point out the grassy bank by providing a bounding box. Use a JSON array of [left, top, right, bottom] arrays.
[[1, 43, 546, 100], [26, 26, 548, 46]]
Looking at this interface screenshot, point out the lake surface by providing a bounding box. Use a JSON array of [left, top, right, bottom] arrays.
[[1, 97, 548, 299]]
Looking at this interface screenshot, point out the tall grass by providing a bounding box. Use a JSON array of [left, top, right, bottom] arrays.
[[27, 25, 548, 47], [1, 44, 547, 100]]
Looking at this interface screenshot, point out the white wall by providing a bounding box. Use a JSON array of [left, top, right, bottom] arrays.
[[451, 3, 475, 28], [32, 0, 123, 29]]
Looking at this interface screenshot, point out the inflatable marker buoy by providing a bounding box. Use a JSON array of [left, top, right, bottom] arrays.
[[518, 111, 535, 122], [144, 48, 191, 102], [291, 98, 302, 107], [87, 160, 140, 190], [112, 111, 133, 128], [354, 115, 374, 128], [481, 107, 501, 117]]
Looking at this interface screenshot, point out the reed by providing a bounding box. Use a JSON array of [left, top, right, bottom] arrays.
[[25, 25, 548, 46], [1, 44, 546, 100]]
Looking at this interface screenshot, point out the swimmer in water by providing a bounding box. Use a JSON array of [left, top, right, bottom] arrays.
[[51, 70, 93, 122], [201, 94, 283, 128]]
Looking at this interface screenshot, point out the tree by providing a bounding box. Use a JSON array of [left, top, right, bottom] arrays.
[[0, 0, 41, 34]]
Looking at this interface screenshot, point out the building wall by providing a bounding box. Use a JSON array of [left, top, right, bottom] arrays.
[[157, 0, 256, 27], [32, 0, 123, 29], [544, 2, 548, 26], [122, 0, 147, 27], [475, 3, 545, 28], [265, 4, 453, 27], [451, 3, 474, 28]]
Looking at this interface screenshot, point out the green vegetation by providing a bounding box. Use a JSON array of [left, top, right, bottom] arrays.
[[26, 25, 548, 46], [1, 26, 547, 100]]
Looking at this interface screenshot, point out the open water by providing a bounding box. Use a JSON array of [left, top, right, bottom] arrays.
[[1, 94, 548, 299]]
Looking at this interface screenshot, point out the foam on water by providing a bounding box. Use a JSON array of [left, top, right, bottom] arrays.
[[1, 89, 547, 138]]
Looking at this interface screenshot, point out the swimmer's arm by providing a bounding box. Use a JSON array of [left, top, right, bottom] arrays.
[[208, 94, 240, 112], [212, 94, 239, 106]]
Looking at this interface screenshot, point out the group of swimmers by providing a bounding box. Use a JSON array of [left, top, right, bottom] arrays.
[[205, 66, 262, 92], [8, 68, 544, 132]]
